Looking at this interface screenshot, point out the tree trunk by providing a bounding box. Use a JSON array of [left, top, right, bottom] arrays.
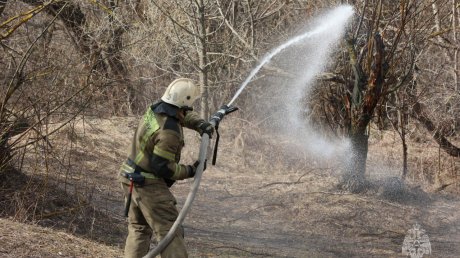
[[398, 103, 408, 180], [197, 0, 209, 119], [0, 129, 10, 172], [401, 129, 408, 179], [341, 132, 369, 193], [340, 33, 385, 192], [394, 92, 409, 180], [452, 0, 459, 92]]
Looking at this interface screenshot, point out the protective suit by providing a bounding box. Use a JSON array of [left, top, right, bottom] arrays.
[[118, 78, 212, 258]]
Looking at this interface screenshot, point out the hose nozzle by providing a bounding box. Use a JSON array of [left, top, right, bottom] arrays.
[[210, 105, 239, 127]]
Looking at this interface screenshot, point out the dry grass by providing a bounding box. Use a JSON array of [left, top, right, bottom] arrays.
[[0, 218, 121, 258], [1, 116, 459, 257], [367, 125, 460, 193]]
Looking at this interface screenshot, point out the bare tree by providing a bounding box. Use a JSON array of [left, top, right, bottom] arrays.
[[309, 0, 459, 191], [307, 1, 437, 191]]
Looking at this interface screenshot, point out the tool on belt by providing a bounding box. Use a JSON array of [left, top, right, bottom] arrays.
[[122, 172, 145, 217]]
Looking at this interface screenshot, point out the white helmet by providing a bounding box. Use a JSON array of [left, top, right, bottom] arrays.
[[161, 78, 200, 109]]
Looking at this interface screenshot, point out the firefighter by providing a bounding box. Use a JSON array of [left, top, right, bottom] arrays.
[[118, 78, 213, 258]]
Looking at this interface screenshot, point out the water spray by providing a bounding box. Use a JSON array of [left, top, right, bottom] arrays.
[[144, 5, 354, 257], [255, 5, 354, 158], [227, 5, 354, 107], [228, 27, 326, 107]]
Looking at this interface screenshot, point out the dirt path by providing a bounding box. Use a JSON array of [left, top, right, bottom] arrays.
[[178, 165, 460, 257]]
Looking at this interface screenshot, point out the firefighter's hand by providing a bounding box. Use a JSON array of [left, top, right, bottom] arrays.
[[198, 121, 214, 138], [187, 160, 207, 178]]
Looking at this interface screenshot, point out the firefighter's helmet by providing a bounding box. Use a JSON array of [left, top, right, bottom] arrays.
[[161, 78, 200, 109]]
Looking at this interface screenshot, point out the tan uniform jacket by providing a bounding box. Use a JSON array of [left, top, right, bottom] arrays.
[[120, 102, 204, 182]]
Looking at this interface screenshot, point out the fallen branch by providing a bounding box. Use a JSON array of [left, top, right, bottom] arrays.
[[225, 203, 284, 223], [258, 180, 305, 189], [258, 170, 318, 189], [214, 245, 271, 257]]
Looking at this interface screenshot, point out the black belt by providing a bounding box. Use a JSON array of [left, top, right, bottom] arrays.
[[126, 159, 152, 175], [126, 159, 175, 187]]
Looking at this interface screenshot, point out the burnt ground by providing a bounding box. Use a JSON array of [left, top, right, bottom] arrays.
[[1, 116, 459, 257]]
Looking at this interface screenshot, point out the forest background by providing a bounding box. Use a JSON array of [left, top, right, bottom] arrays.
[[0, 0, 459, 257]]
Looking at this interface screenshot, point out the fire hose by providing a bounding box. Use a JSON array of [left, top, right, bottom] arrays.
[[143, 105, 238, 258]]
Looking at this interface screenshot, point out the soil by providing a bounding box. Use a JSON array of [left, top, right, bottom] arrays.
[[1, 116, 459, 257]]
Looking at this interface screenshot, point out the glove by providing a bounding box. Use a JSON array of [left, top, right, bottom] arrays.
[[198, 121, 214, 137], [187, 160, 207, 178]]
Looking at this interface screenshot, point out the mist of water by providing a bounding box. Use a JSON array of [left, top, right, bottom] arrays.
[[229, 5, 354, 159], [228, 5, 354, 106], [227, 19, 342, 106]]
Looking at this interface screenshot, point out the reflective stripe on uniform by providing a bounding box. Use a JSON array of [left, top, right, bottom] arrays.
[[143, 109, 160, 136], [134, 109, 160, 165], [121, 163, 135, 174], [134, 152, 144, 165], [174, 163, 181, 178], [141, 172, 158, 179], [153, 146, 176, 161], [140, 110, 159, 147], [119, 171, 158, 180], [124, 157, 159, 180]]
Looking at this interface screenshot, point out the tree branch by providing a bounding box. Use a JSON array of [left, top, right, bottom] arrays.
[[0, 0, 54, 40], [410, 95, 460, 158], [150, 0, 200, 38], [1, 1, 66, 122], [0, 0, 6, 16]]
